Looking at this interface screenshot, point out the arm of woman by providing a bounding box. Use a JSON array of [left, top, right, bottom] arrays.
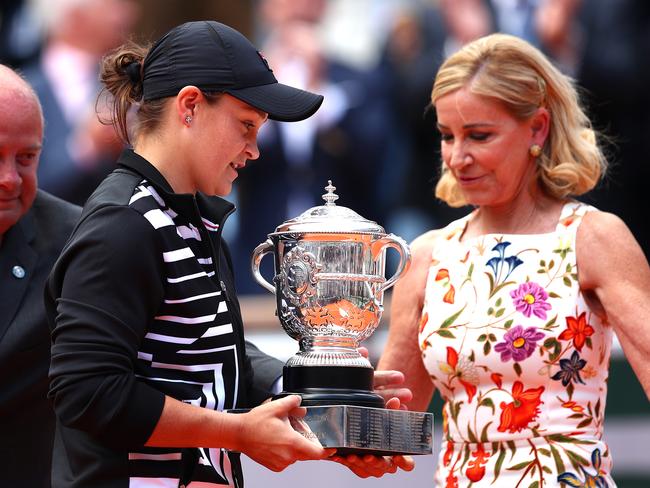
[[377, 230, 439, 412], [146, 394, 331, 472], [577, 211, 650, 399]]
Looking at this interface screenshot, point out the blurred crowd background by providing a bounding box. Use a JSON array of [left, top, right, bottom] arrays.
[[1, 0, 648, 486]]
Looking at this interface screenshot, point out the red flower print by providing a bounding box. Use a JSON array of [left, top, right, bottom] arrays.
[[443, 442, 454, 467], [558, 312, 595, 351], [443, 347, 478, 403], [435, 269, 450, 281], [465, 443, 490, 482], [445, 472, 459, 488], [497, 381, 545, 433], [419, 312, 429, 333], [435, 269, 455, 304], [561, 401, 584, 413], [443, 285, 456, 304], [460, 378, 477, 404], [491, 373, 503, 389], [446, 346, 458, 368]]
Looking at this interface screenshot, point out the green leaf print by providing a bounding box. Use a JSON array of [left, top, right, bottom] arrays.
[[480, 422, 493, 443], [479, 398, 495, 415], [507, 440, 517, 460], [437, 329, 456, 338], [483, 341, 491, 355], [546, 434, 595, 445], [544, 314, 558, 329], [461, 444, 471, 470], [440, 305, 466, 329], [528, 481, 540, 488], [467, 426, 478, 443], [550, 444, 566, 474], [576, 418, 593, 429], [506, 460, 533, 471], [493, 445, 506, 482], [566, 450, 589, 472]]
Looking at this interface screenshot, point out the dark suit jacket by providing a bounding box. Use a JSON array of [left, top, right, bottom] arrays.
[[0, 190, 80, 487]]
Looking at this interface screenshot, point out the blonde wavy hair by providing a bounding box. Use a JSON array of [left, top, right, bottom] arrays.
[[431, 33, 606, 207]]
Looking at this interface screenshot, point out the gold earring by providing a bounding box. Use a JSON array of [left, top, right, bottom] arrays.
[[529, 144, 542, 157]]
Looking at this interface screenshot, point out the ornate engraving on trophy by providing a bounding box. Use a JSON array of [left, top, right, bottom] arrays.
[[279, 247, 320, 303]]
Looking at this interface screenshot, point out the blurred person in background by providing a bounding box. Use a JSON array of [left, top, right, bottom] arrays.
[[20, 0, 139, 205], [376, 1, 468, 246], [379, 33, 650, 486], [44, 20, 412, 487], [439, 0, 583, 73], [0, 0, 42, 67], [0, 64, 80, 488], [232, 0, 396, 294], [576, 0, 650, 261]]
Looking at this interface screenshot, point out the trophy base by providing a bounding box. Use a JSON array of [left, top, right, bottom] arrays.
[[291, 405, 433, 456], [274, 388, 384, 408], [279, 365, 384, 408]]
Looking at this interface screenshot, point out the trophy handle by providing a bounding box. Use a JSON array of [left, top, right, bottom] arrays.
[[374, 234, 411, 293], [251, 239, 276, 294]]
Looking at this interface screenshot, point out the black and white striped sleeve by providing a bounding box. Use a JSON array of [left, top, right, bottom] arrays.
[[47, 205, 166, 448]]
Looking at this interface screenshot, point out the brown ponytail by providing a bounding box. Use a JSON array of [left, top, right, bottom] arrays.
[[99, 40, 160, 145]]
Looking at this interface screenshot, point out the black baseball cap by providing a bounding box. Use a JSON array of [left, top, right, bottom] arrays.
[[142, 21, 324, 122]]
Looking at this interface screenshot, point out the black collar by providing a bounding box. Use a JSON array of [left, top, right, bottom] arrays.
[[116, 149, 235, 228]]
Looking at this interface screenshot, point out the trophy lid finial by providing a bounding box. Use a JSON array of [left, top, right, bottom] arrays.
[[322, 180, 339, 206]]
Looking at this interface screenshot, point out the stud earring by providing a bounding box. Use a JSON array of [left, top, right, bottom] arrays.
[[184, 115, 193, 125], [529, 144, 542, 158]]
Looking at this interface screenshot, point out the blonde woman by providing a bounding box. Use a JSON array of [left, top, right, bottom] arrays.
[[379, 33, 650, 487]]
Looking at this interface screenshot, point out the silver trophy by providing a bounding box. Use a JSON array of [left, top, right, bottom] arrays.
[[251, 181, 433, 455]]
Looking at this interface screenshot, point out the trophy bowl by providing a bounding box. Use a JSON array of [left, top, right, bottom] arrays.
[[251, 181, 433, 455]]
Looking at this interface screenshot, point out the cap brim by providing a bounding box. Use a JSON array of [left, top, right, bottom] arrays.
[[226, 82, 324, 122]]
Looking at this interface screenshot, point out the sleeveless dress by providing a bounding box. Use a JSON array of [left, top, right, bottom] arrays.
[[419, 201, 616, 487]]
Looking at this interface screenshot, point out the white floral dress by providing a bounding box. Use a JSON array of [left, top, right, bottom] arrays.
[[419, 201, 616, 487]]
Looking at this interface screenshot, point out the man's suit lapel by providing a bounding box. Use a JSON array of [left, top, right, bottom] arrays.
[[0, 212, 37, 343]]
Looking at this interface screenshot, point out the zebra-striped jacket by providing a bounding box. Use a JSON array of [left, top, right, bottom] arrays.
[[45, 149, 279, 487]]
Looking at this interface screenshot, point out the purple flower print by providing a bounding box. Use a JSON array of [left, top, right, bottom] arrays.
[[494, 325, 545, 362], [510, 282, 552, 320]]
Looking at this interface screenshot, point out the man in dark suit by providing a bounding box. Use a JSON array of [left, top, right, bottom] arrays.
[[0, 64, 81, 487]]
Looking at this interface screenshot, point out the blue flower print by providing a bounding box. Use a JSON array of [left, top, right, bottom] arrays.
[[557, 448, 609, 487], [551, 350, 586, 386], [486, 242, 523, 283]]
